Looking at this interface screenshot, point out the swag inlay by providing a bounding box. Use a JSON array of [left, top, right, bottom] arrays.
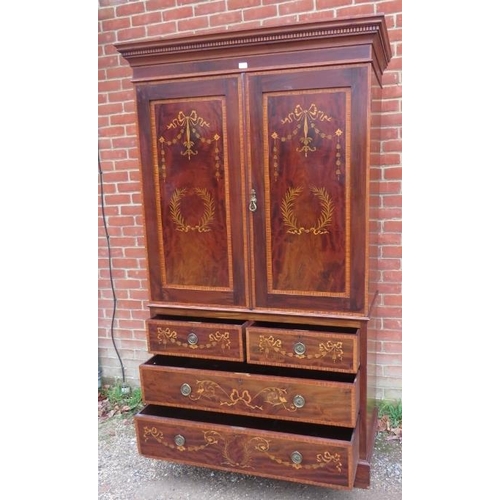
[[270, 103, 345, 181], [143, 426, 343, 472], [158, 109, 223, 181]]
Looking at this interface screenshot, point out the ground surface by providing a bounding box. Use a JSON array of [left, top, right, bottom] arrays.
[[98, 413, 402, 500]]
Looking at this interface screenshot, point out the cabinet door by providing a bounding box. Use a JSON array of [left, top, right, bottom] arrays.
[[136, 76, 248, 308], [247, 66, 370, 314]]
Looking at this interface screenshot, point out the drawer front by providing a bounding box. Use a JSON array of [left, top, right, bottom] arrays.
[[135, 406, 359, 490], [140, 362, 359, 427], [147, 318, 245, 361], [246, 325, 359, 373]]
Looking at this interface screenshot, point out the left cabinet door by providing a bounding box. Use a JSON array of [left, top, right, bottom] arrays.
[[136, 76, 249, 308]]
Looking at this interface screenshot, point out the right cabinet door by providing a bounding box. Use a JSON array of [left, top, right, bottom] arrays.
[[247, 66, 370, 315]]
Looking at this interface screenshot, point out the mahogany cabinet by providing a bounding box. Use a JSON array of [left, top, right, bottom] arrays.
[[116, 15, 392, 490]]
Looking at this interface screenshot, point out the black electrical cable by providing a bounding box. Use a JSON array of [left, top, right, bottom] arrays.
[[98, 152, 126, 384]]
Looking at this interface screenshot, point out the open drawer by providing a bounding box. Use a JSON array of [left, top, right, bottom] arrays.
[[140, 355, 359, 428], [135, 405, 360, 490], [146, 316, 247, 361]]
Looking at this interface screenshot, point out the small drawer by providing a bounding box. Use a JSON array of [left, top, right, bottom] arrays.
[[246, 323, 359, 373], [135, 405, 360, 490], [140, 356, 359, 428], [146, 317, 246, 361]]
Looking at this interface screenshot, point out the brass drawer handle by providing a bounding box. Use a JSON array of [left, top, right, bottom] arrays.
[[174, 434, 185, 447], [290, 451, 303, 464], [187, 332, 199, 345], [293, 341, 306, 355], [180, 383, 192, 396], [293, 395, 305, 408]]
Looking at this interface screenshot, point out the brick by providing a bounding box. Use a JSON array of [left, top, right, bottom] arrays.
[[375, 0, 402, 14], [98, 55, 120, 70], [228, 0, 261, 9], [111, 136, 138, 149], [146, 0, 176, 10], [383, 294, 402, 306], [98, 6, 115, 21], [209, 10, 242, 27], [132, 12, 163, 27], [278, 0, 314, 16], [379, 207, 402, 219], [383, 220, 402, 232], [298, 11, 335, 23], [117, 26, 147, 42], [381, 270, 402, 283], [147, 22, 177, 37], [317, 0, 349, 8], [243, 5, 277, 21], [178, 16, 210, 31], [337, 4, 376, 17], [378, 258, 400, 270], [383, 166, 402, 180], [378, 181, 401, 194], [116, 1, 145, 16], [375, 353, 402, 366], [195, 0, 225, 15], [102, 17, 131, 32], [262, 15, 298, 27], [381, 245, 402, 258], [162, 5, 194, 21]]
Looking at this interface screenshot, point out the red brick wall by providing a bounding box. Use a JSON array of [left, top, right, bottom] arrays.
[[98, 0, 402, 401]]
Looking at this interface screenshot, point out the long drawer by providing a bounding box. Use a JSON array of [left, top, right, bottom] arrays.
[[146, 317, 246, 361], [246, 323, 360, 373], [135, 405, 360, 490], [140, 355, 359, 428]]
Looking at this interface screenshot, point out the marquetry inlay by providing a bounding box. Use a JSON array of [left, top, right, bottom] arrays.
[[143, 426, 343, 472], [157, 326, 231, 350]]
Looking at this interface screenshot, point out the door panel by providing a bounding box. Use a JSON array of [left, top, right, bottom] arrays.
[[136, 76, 248, 307], [247, 66, 369, 314]]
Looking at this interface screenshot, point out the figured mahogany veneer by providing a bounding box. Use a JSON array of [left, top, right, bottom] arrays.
[[116, 14, 392, 491]]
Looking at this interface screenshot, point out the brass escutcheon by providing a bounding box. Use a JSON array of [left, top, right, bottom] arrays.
[[293, 341, 306, 355], [290, 451, 303, 464], [293, 395, 305, 408], [174, 434, 185, 447], [180, 383, 192, 396], [187, 332, 198, 345]]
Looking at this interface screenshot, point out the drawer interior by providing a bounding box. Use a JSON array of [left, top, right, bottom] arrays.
[[138, 404, 356, 441], [143, 354, 356, 383], [150, 314, 248, 326], [249, 321, 358, 335]]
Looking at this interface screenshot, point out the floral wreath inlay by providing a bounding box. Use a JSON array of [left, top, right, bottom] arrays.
[[169, 187, 215, 233], [281, 186, 334, 235]]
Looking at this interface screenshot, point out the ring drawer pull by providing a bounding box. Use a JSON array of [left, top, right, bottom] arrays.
[[187, 332, 199, 345], [293, 341, 306, 355], [180, 383, 192, 396], [174, 434, 186, 447], [290, 451, 303, 464], [293, 395, 306, 408]]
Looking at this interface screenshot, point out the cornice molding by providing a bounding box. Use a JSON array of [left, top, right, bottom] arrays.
[[115, 15, 392, 76]]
